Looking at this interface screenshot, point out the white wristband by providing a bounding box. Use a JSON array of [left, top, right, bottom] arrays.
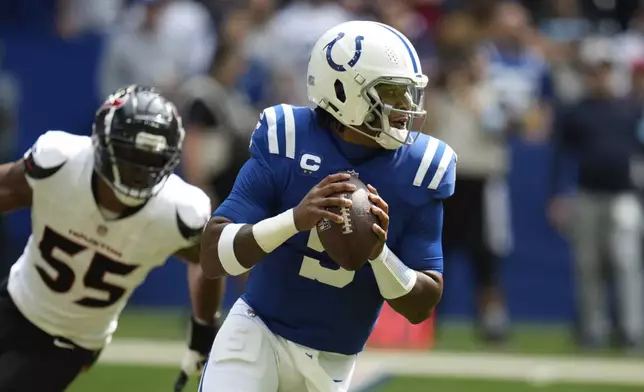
[[217, 223, 249, 276], [217, 210, 298, 276], [252, 208, 298, 253], [369, 245, 417, 299]]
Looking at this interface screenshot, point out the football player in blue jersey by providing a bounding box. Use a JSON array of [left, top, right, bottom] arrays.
[[198, 20, 457, 392]]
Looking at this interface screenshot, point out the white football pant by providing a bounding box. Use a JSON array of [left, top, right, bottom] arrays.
[[199, 299, 357, 392]]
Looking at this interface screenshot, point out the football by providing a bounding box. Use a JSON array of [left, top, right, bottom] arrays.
[[316, 174, 380, 271]]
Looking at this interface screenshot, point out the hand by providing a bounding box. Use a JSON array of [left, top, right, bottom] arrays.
[[367, 184, 389, 260], [521, 105, 549, 143], [174, 315, 220, 391], [548, 195, 573, 234], [293, 173, 356, 232]]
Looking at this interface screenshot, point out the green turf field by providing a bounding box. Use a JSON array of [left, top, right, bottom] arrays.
[[63, 309, 644, 392], [113, 310, 620, 356], [68, 365, 201, 392], [67, 365, 644, 392], [379, 376, 644, 392]]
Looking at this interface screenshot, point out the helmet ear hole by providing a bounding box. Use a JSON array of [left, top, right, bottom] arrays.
[[334, 80, 346, 103]]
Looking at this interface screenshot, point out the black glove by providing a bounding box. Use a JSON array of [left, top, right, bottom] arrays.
[[174, 313, 221, 392]]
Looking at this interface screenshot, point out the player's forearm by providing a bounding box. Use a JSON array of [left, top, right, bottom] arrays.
[[187, 262, 224, 323], [369, 246, 443, 324], [200, 210, 299, 278], [200, 219, 268, 278], [387, 271, 442, 324]]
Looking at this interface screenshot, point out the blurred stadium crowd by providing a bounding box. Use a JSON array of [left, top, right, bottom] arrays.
[[5, 0, 644, 354]]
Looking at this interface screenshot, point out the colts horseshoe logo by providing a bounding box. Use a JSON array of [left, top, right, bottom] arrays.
[[325, 32, 365, 72]]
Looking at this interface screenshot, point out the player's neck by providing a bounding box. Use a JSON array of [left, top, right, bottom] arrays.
[[334, 128, 380, 149], [94, 175, 129, 214]]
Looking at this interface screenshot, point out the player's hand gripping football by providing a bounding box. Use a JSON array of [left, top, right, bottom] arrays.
[[367, 184, 389, 260], [293, 173, 356, 231]]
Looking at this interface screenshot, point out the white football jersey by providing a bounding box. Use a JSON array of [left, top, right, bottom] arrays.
[[8, 131, 211, 350]]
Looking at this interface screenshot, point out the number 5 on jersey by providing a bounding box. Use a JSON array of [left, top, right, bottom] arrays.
[[37, 226, 138, 308], [298, 229, 354, 288]]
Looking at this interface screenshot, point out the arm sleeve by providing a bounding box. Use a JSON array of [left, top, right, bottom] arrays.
[[395, 199, 445, 274]]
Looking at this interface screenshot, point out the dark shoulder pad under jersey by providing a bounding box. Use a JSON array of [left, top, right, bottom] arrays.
[[171, 177, 212, 244], [23, 131, 85, 180]]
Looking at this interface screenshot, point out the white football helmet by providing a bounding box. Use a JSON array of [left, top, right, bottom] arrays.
[[307, 20, 428, 150]]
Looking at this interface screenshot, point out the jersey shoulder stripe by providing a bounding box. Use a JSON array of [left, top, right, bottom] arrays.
[[261, 104, 297, 159], [412, 135, 455, 189], [264, 105, 279, 155], [410, 134, 457, 196], [428, 144, 455, 190], [412, 136, 439, 187]]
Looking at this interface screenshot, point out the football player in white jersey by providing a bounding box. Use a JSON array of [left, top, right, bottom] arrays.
[[0, 85, 223, 392]]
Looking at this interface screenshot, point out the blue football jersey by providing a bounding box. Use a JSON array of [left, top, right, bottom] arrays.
[[214, 104, 456, 355]]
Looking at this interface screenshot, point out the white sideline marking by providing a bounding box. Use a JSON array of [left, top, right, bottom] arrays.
[[101, 340, 644, 389]]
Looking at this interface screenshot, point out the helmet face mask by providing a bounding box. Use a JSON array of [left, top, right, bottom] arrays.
[[92, 85, 184, 205], [358, 77, 427, 149], [307, 21, 428, 150]]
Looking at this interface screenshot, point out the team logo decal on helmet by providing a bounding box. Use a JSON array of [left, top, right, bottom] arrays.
[[307, 21, 429, 150], [99, 89, 130, 111], [325, 32, 365, 72]]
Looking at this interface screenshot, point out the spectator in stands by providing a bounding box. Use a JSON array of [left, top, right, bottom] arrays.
[[630, 59, 644, 200], [176, 36, 259, 295], [549, 40, 644, 351], [433, 0, 554, 343], [338, 0, 372, 20], [615, 6, 644, 96], [426, 46, 512, 344], [56, 0, 125, 38], [177, 44, 257, 210], [538, 0, 590, 45], [243, 0, 278, 66], [537, 0, 587, 103], [253, 0, 353, 106], [435, 8, 479, 49], [481, 1, 554, 143], [631, 59, 644, 103], [225, 3, 272, 108], [98, 0, 215, 98], [373, 0, 435, 73]]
